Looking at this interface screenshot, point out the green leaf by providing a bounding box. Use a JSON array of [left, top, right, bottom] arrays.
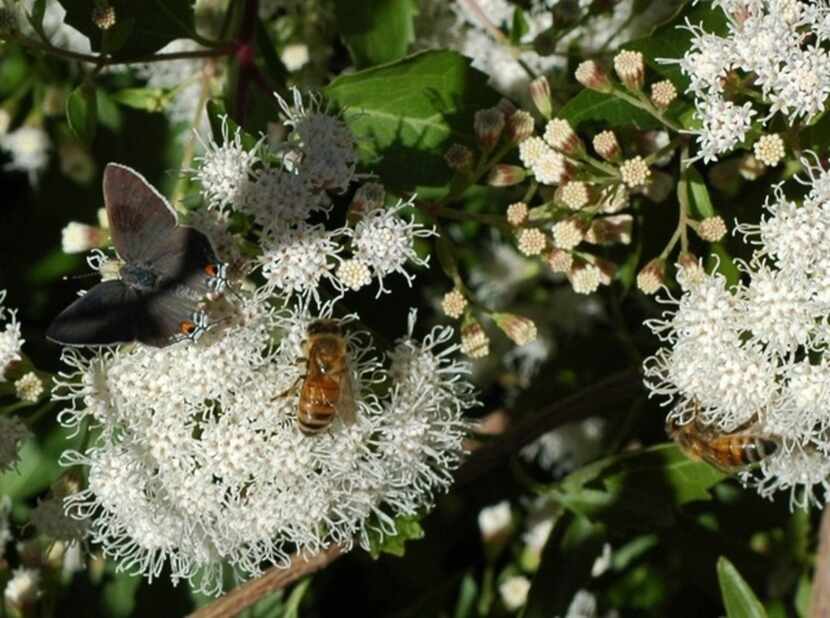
[[102, 569, 142, 618], [324, 50, 501, 191], [795, 572, 812, 618], [717, 557, 767, 618], [560, 90, 660, 130], [366, 515, 425, 559], [206, 99, 261, 150], [66, 83, 98, 144], [96, 89, 123, 131], [111, 87, 168, 112], [27, 0, 47, 41], [0, 49, 30, 96], [57, 0, 197, 59], [337, 0, 415, 68], [453, 573, 478, 618], [283, 578, 311, 618], [708, 242, 740, 287], [686, 165, 715, 217], [510, 8, 529, 45], [626, 2, 729, 90]]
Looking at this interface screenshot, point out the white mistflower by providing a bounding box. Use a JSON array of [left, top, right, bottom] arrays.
[[478, 501, 511, 539], [240, 167, 326, 225], [0, 290, 22, 379], [347, 199, 436, 295], [275, 88, 358, 193], [258, 222, 343, 302], [499, 575, 531, 610], [53, 300, 474, 595], [1, 126, 50, 184], [191, 116, 263, 212], [692, 94, 756, 163], [4, 567, 40, 610]]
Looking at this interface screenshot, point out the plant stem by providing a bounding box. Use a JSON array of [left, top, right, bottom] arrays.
[[811, 504, 830, 618], [188, 545, 345, 618], [611, 87, 684, 133]]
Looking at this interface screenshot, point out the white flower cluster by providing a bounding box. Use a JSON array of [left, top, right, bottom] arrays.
[[644, 154, 830, 508], [1, 126, 50, 185], [0, 290, 23, 380], [54, 303, 473, 595], [52, 88, 476, 595], [188, 90, 435, 300], [670, 0, 830, 162]]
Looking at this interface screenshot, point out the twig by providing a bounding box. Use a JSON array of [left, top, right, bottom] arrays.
[[454, 368, 643, 485], [188, 545, 345, 618], [811, 505, 830, 618]]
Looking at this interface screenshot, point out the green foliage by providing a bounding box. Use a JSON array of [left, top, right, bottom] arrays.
[[325, 50, 500, 191], [66, 83, 98, 143], [560, 90, 661, 130], [367, 515, 425, 559], [57, 0, 197, 59], [336, 0, 415, 68], [717, 557, 768, 618]]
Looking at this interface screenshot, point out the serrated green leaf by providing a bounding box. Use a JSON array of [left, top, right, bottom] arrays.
[[367, 515, 425, 559], [337, 0, 415, 68], [560, 90, 660, 130], [111, 87, 168, 112], [626, 2, 729, 89], [325, 50, 500, 191], [686, 165, 715, 217], [66, 83, 98, 144], [717, 557, 767, 618], [57, 0, 196, 59]]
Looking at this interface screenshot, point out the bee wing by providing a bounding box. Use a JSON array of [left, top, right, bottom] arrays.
[[335, 365, 357, 426]]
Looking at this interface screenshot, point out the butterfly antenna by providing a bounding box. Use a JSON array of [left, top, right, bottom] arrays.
[[62, 272, 101, 281]]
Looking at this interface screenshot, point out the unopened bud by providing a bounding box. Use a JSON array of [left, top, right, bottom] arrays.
[[619, 156, 651, 189], [650, 79, 677, 110], [14, 372, 43, 403], [551, 217, 587, 249], [575, 60, 611, 93], [517, 228, 548, 256], [545, 248, 573, 273], [506, 110, 535, 143], [445, 143, 473, 172], [677, 251, 705, 288], [568, 259, 601, 295], [441, 289, 467, 319], [496, 97, 517, 119], [61, 222, 105, 254], [474, 107, 505, 150], [599, 184, 629, 213], [613, 50, 645, 91], [592, 130, 621, 162], [695, 216, 727, 242], [557, 181, 594, 211], [488, 164, 526, 187], [544, 118, 584, 156], [478, 501, 511, 541], [92, 4, 116, 30], [493, 313, 537, 346], [506, 201, 529, 226], [461, 317, 490, 359], [636, 258, 665, 295], [586, 214, 632, 245], [336, 259, 372, 291], [753, 134, 785, 167], [529, 76, 553, 118], [592, 257, 617, 285]]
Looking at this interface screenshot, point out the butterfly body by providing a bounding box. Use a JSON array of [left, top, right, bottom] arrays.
[[47, 163, 226, 348]]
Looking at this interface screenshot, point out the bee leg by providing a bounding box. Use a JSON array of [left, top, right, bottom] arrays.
[[272, 375, 304, 401]]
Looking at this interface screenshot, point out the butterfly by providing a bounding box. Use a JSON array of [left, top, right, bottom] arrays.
[[47, 163, 227, 348]]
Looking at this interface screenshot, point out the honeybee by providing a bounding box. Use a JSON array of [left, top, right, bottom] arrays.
[[666, 414, 780, 473], [294, 319, 356, 435]]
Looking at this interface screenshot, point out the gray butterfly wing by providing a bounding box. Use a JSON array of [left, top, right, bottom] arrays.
[[46, 280, 142, 346], [137, 291, 203, 348], [150, 226, 224, 297], [103, 163, 180, 264]]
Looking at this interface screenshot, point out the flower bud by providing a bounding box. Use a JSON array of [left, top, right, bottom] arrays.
[[592, 257, 617, 285], [568, 259, 601, 295], [545, 248, 573, 273], [544, 118, 584, 157], [444, 143, 473, 172], [499, 576, 531, 611], [551, 217, 588, 250], [650, 79, 677, 110], [517, 228, 548, 256], [753, 134, 785, 167], [557, 181, 594, 211], [613, 50, 645, 91], [619, 156, 651, 189], [92, 4, 116, 30], [695, 215, 727, 242], [14, 372, 43, 403], [636, 258, 665, 295], [506, 110, 535, 143], [592, 130, 621, 162], [488, 164, 526, 187], [506, 202, 528, 226], [586, 214, 633, 245], [496, 97, 517, 119], [677, 251, 704, 288], [575, 60, 611, 93], [529, 76, 553, 118], [61, 222, 106, 254], [441, 289, 467, 319], [474, 107, 505, 150], [478, 501, 511, 542], [336, 259, 372, 291], [492, 313, 537, 346], [461, 317, 490, 359]]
